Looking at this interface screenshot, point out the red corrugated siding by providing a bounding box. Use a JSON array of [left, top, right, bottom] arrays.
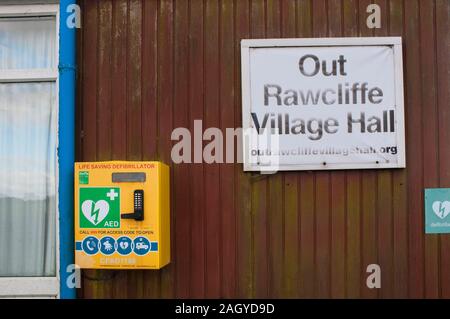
[[76, 0, 450, 298]]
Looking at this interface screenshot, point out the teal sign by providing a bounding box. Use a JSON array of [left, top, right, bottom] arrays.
[[425, 188, 450, 234]]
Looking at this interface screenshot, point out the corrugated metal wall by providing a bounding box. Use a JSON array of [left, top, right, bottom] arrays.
[[76, 0, 450, 298]]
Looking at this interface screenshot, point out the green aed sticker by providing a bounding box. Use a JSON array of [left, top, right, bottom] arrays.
[[79, 171, 89, 184], [79, 187, 120, 229]]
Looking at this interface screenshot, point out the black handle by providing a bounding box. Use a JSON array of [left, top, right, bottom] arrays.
[[121, 190, 144, 221]]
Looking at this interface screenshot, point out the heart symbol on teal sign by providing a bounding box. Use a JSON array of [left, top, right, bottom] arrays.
[[432, 201, 450, 220]]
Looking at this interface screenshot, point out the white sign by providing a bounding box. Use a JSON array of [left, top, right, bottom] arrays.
[[241, 37, 405, 171]]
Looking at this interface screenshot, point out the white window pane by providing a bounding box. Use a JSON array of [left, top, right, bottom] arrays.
[[0, 82, 57, 277], [0, 17, 56, 70]]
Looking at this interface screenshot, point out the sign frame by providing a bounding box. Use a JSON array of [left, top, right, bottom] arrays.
[[240, 37, 406, 172]]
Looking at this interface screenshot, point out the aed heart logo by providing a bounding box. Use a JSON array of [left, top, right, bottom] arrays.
[[79, 187, 120, 229], [432, 201, 450, 220], [119, 241, 129, 250], [81, 200, 109, 226]]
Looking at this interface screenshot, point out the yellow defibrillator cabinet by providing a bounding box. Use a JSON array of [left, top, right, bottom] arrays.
[[74, 161, 170, 269]]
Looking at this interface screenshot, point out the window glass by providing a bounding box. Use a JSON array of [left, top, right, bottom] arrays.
[[0, 83, 57, 277], [0, 17, 56, 70], [0, 14, 57, 277]]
